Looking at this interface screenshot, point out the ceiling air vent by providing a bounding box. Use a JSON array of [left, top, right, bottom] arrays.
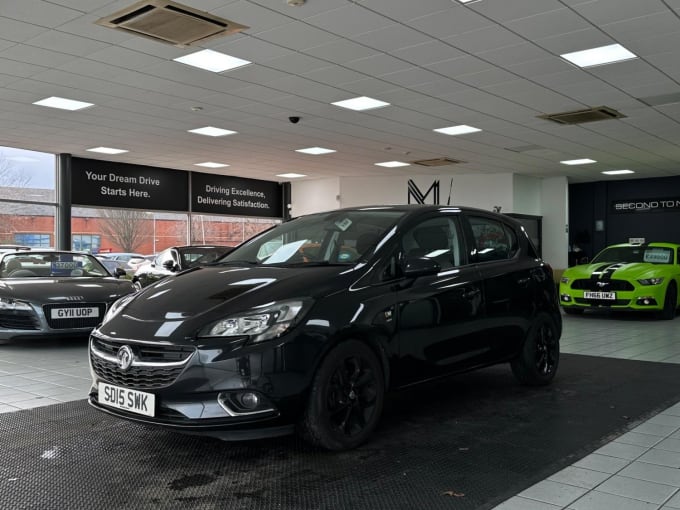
[[537, 106, 625, 125], [95, 0, 248, 47], [411, 158, 465, 167]]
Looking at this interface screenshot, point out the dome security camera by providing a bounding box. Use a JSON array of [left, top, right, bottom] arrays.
[[289, 116, 300, 124]]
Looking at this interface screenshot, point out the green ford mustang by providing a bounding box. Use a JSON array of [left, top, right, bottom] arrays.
[[559, 242, 680, 319]]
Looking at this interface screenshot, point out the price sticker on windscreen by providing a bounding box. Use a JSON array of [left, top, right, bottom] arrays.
[[643, 249, 671, 264]]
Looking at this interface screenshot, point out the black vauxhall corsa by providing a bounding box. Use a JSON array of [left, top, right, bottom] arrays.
[[88, 205, 562, 450]]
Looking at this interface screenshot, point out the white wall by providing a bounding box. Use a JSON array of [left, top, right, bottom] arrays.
[[448, 173, 515, 212], [512, 175, 541, 215], [290, 177, 339, 217], [540, 176, 569, 270]]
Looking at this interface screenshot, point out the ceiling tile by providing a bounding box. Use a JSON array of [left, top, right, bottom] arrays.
[[392, 41, 464, 66], [0, 0, 81, 27], [570, 0, 668, 25], [445, 26, 527, 54], [24, 30, 111, 57], [469, 0, 564, 23], [256, 22, 338, 51], [408, 6, 494, 38], [354, 25, 432, 53], [304, 4, 392, 37], [505, 8, 592, 40], [353, 0, 455, 23], [304, 39, 380, 64]]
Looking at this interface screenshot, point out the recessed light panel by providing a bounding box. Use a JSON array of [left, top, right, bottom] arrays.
[[602, 170, 634, 175], [277, 173, 307, 178], [434, 125, 482, 136], [188, 127, 237, 137], [295, 147, 336, 155], [561, 159, 596, 166], [561, 44, 637, 68], [33, 96, 94, 111], [332, 96, 390, 111], [375, 161, 410, 168], [87, 147, 128, 155], [195, 162, 229, 168], [174, 49, 251, 73]]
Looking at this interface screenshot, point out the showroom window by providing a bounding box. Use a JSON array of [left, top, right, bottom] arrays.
[[0, 146, 56, 247], [190, 214, 279, 247]]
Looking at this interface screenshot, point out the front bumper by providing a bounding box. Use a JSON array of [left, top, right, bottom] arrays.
[[87, 331, 315, 440], [559, 283, 665, 311]]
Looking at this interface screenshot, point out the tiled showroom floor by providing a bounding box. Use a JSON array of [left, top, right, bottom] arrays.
[[2, 313, 680, 509]]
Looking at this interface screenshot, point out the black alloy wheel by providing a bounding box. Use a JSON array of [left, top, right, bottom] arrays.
[[511, 313, 560, 386], [300, 340, 384, 450]]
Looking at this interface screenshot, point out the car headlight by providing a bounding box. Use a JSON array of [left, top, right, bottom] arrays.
[[638, 277, 664, 286], [560, 277, 570, 284], [102, 293, 136, 324], [0, 297, 32, 311], [199, 299, 311, 344]]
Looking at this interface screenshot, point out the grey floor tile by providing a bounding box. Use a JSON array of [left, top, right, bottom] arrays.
[[10, 398, 62, 410], [638, 449, 680, 469], [0, 404, 19, 413], [615, 432, 663, 448], [573, 453, 631, 474], [548, 466, 612, 490], [493, 496, 562, 510], [630, 422, 678, 437], [568, 490, 660, 510], [664, 403, 680, 416], [520, 480, 589, 507], [654, 438, 680, 453], [596, 475, 677, 504], [594, 442, 648, 460], [664, 491, 680, 509], [647, 414, 680, 428], [619, 461, 680, 487]]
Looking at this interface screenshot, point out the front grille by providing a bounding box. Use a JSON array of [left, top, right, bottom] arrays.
[[90, 337, 195, 390], [571, 279, 634, 291], [0, 310, 40, 330], [574, 298, 630, 306], [43, 303, 107, 329]]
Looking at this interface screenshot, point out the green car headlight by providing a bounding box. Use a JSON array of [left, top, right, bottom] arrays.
[[199, 299, 311, 344], [637, 277, 664, 286]]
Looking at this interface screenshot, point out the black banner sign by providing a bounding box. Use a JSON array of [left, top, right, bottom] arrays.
[[191, 172, 283, 218], [611, 198, 680, 214], [71, 158, 188, 211]]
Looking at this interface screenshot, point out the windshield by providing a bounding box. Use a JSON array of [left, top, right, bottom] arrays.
[[179, 246, 232, 268], [1, 252, 111, 278], [592, 246, 674, 265], [217, 209, 404, 266]]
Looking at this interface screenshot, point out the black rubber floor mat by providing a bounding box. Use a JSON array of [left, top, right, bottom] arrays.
[[2, 354, 680, 510]]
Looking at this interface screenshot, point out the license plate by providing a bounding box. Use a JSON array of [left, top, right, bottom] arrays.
[[50, 307, 99, 319], [584, 291, 616, 300], [98, 382, 155, 417]]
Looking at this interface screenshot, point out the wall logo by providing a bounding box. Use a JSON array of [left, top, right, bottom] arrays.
[[611, 197, 680, 214], [408, 179, 440, 205]]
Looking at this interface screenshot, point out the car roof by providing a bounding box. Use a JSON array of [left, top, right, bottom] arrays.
[[604, 242, 680, 249]]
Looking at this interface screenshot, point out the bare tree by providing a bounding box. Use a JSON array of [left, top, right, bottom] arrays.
[[0, 153, 32, 187], [100, 209, 153, 252]]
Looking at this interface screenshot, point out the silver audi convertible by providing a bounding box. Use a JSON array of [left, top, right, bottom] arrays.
[[0, 251, 136, 343]]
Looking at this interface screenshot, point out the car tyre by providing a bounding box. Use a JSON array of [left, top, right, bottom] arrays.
[[511, 313, 560, 386], [563, 307, 583, 315], [660, 282, 677, 320], [132, 279, 143, 291], [299, 340, 384, 451]]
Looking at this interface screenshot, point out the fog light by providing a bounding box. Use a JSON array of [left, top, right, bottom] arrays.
[[561, 294, 572, 302], [240, 392, 260, 409], [636, 297, 657, 306]]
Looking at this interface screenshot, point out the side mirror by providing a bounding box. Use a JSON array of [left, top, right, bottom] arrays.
[[114, 267, 127, 278], [162, 260, 179, 271], [402, 256, 440, 278]]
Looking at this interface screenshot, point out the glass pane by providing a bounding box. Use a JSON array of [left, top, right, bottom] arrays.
[[72, 207, 188, 255], [0, 146, 56, 202], [190, 214, 280, 247]]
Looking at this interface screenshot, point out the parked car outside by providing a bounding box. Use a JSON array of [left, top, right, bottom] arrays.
[[88, 205, 561, 450], [559, 242, 680, 319], [0, 251, 135, 343], [131, 245, 232, 289]]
